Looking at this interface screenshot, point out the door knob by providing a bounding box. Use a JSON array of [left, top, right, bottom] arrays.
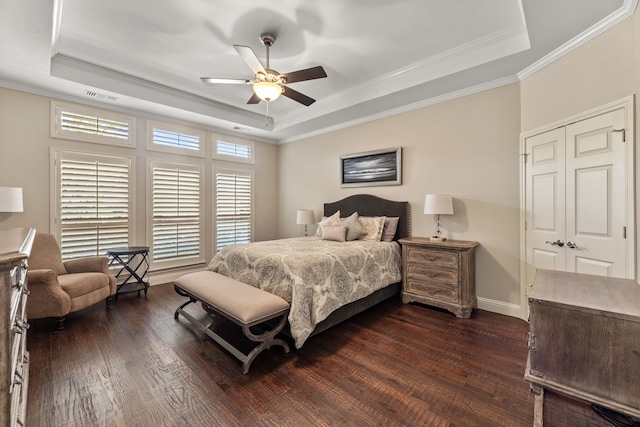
[[566, 241, 577, 249], [545, 239, 564, 247]]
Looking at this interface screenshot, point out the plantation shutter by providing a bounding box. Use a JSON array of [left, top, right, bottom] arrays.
[[215, 169, 253, 251], [58, 155, 130, 259], [152, 165, 202, 264], [61, 111, 129, 140], [152, 129, 200, 151], [216, 140, 252, 159]]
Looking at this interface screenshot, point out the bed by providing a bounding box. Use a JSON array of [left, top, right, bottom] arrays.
[[206, 194, 410, 348]]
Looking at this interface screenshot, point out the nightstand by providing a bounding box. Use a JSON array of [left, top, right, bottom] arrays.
[[399, 237, 478, 318]]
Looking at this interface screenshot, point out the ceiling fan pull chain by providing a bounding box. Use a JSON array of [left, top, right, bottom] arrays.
[[265, 101, 270, 127]]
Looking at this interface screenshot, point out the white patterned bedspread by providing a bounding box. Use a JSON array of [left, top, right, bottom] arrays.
[[206, 237, 401, 348]]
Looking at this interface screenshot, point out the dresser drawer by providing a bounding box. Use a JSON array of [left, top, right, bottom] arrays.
[[406, 247, 458, 267], [405, 278, 458, 302], [406, 264, 458, 285]]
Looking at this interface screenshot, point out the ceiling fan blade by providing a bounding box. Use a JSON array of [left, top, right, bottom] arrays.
[[233, 45, 266, 75], [281, 66, 327, 84], [201, 77, 250, 85], [247, 92, 261, 104], [282, 86, 316, 106]]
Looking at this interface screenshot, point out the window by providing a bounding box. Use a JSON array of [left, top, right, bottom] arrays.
[[50, 101, 136, 147], [52, 150, 132, 260], [147, 121, 204, 157], [213, 135, 254, 164], [215, 168, 253, 251], [149, 160, 204, 269]]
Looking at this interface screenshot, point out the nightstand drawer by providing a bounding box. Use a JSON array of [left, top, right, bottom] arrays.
[[406, 247, 458, 267], [406, 264, 458, 285], [405, 278, 458, 302]]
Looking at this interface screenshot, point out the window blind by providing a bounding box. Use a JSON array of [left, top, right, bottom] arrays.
[[58, 157, 130, 259], [152, 129, 200, 151], [152, 166, 202, 263], [216, 140, 252, 159], [215, 170, 252, 251], [61, 111, 129, 140]]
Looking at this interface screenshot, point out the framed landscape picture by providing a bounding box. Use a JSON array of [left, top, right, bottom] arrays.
[[340, 147, 402, 187]]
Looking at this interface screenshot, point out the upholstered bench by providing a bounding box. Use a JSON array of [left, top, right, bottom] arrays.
[[174, 271, 290, 374]]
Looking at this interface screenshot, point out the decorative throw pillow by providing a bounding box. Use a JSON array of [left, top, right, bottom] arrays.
[[381, 217, 400, 242], [339, 212, 366, 241], [359, 216, 387, 241], [315, 210, 341, 236], [322, 225, 347, 242]]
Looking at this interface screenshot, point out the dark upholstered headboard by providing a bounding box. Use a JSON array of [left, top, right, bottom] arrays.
[[323, 194, 410, 240]]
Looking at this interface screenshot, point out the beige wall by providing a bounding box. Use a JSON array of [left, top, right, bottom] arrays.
[[278, 84, 523, 314], [0, 87, 279, 283], [521, 9, 640, 275]]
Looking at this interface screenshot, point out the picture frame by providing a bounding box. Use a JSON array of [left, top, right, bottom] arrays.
[[340, 147, 402, 187]]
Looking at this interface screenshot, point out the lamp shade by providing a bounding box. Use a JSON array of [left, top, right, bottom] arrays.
[[253, 81, 283, 101], [424, 194, 453, 215], [296, 209, 315, 225], [0, 187, 23, 212]]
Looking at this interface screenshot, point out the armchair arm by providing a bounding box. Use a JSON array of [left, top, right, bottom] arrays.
[[26, 269, 71, 319], [64, 256, 109, 274], [64, 256, 117, 295]]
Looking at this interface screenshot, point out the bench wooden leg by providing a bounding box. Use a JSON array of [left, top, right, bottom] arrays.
[[241, 313, 290, 375]]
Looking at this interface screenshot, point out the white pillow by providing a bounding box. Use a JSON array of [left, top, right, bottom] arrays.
[[315, 210, 341, 236], [322, 225, 347, 242], [359, 216, 387, 241], [339, 212, 366, 241]]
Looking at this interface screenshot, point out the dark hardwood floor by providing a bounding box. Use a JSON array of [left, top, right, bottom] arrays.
[[26, 283, 614, 427]]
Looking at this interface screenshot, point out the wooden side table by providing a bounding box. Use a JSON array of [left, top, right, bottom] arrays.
[[399, 237, 478, 318], [107, 246, 150, 299]]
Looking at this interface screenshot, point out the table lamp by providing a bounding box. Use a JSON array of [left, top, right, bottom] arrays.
[[424, 194, 453, 241], [296, 209, 315, 236]]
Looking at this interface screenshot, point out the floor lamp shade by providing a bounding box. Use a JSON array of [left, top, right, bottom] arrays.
[[0, 187, 23, 212]]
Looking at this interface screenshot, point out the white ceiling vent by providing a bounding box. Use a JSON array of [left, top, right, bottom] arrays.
[[84, 90, 118, 102]]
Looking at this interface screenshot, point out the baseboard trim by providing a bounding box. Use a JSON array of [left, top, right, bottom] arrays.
[[477, 297, 524, 320]]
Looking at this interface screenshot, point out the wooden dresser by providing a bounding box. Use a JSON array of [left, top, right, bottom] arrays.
[[0, 228, 35, 427], [399, 238, 478, 318], [525, 269, 640, 425]]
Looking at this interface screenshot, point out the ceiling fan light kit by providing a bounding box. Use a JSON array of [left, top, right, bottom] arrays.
[[200, 32, 327, 124]]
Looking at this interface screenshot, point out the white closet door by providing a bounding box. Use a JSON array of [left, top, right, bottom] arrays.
[[565, 108, 627, 277], [525, 127, 566, 286], [525, 108, 628, 283]]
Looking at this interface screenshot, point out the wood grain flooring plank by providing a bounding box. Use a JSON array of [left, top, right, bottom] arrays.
[[25, 283, 619, 426]]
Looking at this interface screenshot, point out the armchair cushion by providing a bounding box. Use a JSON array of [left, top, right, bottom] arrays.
[[58, 272, 113, 299]]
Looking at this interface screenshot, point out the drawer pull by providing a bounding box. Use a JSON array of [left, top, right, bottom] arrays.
[[423, 254, 440, 261], [427, 272, 440, 278], [426, 289, 441, 295]]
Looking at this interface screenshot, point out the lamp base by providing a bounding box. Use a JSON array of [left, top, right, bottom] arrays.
[[430, 236, 446, 242]]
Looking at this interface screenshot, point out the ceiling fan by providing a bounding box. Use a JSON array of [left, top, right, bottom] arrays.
[[200, 33, 327, 107]]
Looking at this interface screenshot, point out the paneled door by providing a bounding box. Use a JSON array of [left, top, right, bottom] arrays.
[[525, 107, 629, 286]]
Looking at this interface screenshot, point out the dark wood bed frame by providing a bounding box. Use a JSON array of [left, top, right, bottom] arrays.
[[305, 194, 410, 337]]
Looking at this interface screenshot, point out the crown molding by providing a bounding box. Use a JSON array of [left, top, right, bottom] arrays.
[[518, 0, 638, 80]]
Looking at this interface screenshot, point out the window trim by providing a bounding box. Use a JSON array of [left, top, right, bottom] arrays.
[[146, 120, 205, 157], [147, 158, 205, 270], [50, 100, 136, 147], [213, 166, 254, 252], [212, 134, 255, 164], [50, 148, 135, 258]]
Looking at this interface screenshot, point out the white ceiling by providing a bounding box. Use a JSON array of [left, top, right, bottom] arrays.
[[0, 0, 634, 143]]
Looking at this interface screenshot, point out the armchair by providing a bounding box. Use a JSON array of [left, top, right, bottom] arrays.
[[26, 233, 117, 332]]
